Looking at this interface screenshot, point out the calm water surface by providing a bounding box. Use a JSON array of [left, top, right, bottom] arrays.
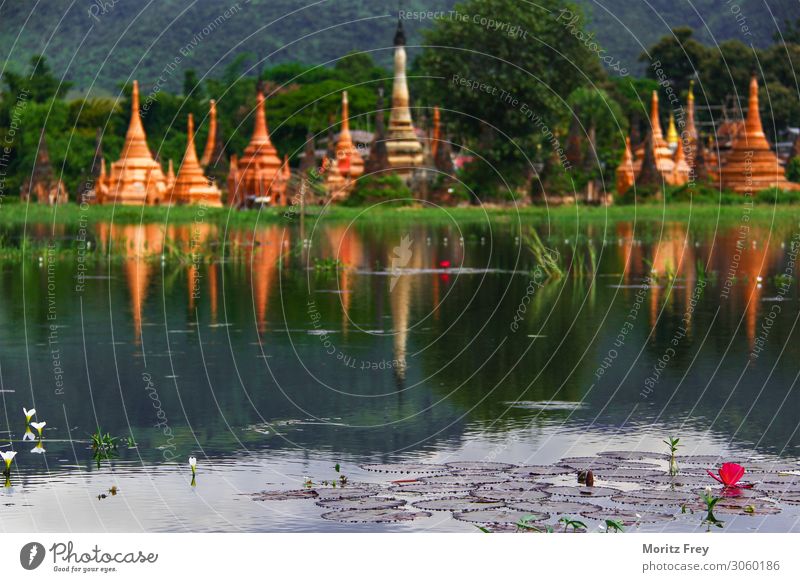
[[1, 216, 799, 532]]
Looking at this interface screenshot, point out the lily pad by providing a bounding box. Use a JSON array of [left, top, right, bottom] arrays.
[[597, 451, 670, 461], [421, 474, 509, 486], [618, 461, 663, 469], [559, 457, 618, 471], [321, 509, 431, 523], [471, 487, 550, 502], [644, 474, 710, 487], [685, 497, 781, 516], [542, 485, 621, 498], [508, 465, 572, 477], [314, 487, 377, 500], [596, 468, 664, 482], [767, 491, 800, 504], [250, 489, 319, 501], [445, 461, 516, 471], [361, 463, 448, 474], [316, 497, 406, 510], [509, 500, 603, 514], [389, 482, 473, 495], [611, 490, 694, 505], [582, 508, 675, 524], [676, 455, 738, 465], [412, 497, 505, 512], [453, 508, 549, 524]]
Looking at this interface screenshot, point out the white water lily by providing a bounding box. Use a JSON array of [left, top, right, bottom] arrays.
[[189, 456, 197, 475], [30, 421, 46, 437], [1, 450, 17, 470], [23, 407, 36, 423]]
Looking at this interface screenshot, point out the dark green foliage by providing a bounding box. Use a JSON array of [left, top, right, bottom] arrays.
[[344, 174, 412, 206], [786, 157, 800, 183], [417, 0, 607, 199]]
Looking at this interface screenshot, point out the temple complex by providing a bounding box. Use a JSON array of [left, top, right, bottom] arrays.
[[718, 75, 798, 193], [617, 90, 695, 194], [104, 80, 169, 205], [227, 89, 289, 206], [20, 128, 69, 205], [386, 19, 423, 177], [170, 114, 223, 207]]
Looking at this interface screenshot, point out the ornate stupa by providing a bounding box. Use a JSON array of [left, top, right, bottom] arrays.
[[615, 137, 635, 194], [386, 19, 423, 177], [685, 80, 699, 143], [227, 88, 288, 206], [672, 137, 690, 185], [335, 91, 364, 181], [666, 114, 679, 151], [199, 99, 229, 185], [634, 91, 674, 175], [20, 128, 69, 205], [719, 75, 798, 193], [171, 114, 223, 207], [105, 80, 168, 205], [365, 86, 390, 174]]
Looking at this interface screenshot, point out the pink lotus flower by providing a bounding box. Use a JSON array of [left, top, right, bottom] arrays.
[[707, 462, 753, 489]]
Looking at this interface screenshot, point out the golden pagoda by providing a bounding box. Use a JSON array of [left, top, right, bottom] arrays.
[[719, 75, 798, 193], [335, 91, 364, 182], [667, 114, 679, 151], [171, 114, 223, 207], [615, 136, 635, 194], [227, 88, 288, 206], [386, 19, 423, 177], [105, 80, 168, 205]]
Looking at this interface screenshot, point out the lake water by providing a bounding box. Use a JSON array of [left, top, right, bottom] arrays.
[[1, 214, 800, 532]]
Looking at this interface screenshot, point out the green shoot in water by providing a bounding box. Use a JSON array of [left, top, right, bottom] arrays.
[[663, 436, 680, 475], [558, 516, 587, 533], [604, 519, 625, 533]]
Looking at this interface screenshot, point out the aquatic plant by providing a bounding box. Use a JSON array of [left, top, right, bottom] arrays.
[[515, 515, 553, 533], [23, 427, 35, 441], [31, 441, 45, 454], [189, 456, 197, 476], [1, 450, 17, 473], [558, 516, 587, 533], [524, 228, 563, 279], [31, 421, 46, 438], [90, 429, 118, 452], [707, 462, 752, 489], [126, 436, 136, 448], [699, 486, 724, 529], [604, 519, 625, 533], [314, 257, 343, 272], [23, 407, 36, 423], [663, 436, 680, 475]]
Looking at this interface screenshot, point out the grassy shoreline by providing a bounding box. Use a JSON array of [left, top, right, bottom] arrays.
[[1, 199, 797, 227]]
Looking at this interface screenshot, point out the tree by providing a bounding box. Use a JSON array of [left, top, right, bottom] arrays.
[[417, 0, 606, 200], [639, 27, 709, 97]]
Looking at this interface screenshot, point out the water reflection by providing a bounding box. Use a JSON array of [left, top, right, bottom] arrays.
[[1, 219, 799, 478]]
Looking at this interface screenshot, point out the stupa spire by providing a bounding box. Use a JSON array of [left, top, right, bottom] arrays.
[[650, 90, 664, 140], [171, 113, 222, 206], [686, 80, 698, 140], [615, 136, 635, 194], [745, 74, 766, 141], [386, 17, 423, 177], [200, 99, 218, 167], [121, 80, 152, 161], [335, 91, 364, 180]]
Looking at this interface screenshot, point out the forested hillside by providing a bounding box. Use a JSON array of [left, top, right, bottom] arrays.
[[1, 0, 797, 94]]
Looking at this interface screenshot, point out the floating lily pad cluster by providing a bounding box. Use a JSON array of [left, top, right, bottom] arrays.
[[247, 453, 800, 530]]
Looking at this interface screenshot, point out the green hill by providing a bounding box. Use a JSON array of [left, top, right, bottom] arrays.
[[0, 0, 796, 93]]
